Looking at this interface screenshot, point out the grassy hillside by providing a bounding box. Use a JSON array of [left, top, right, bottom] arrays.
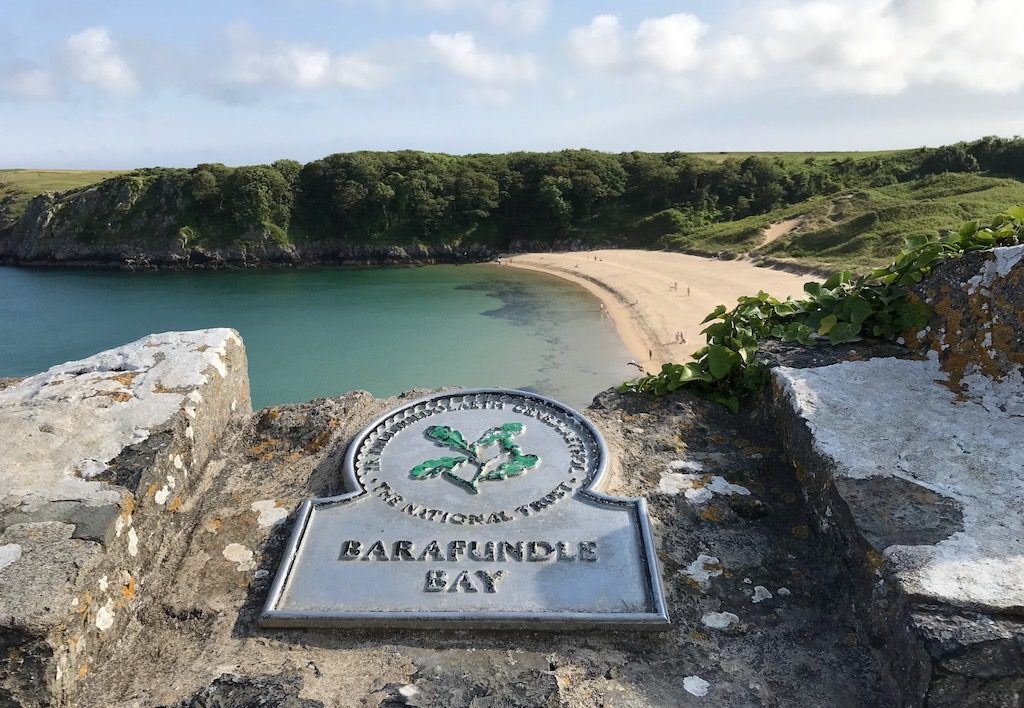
[[691, 149, 912, 164], [665, 173, 1024, 272], [0, 169, 125, 220]]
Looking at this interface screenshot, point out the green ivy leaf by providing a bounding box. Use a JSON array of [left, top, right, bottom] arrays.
[[707, 344, 739, 379], [701, 305, 727, 323], [827, 322, 861, 344], [823, 271, 851, 289], [817, 313, 838, 335], [845, 296, 873, 326]]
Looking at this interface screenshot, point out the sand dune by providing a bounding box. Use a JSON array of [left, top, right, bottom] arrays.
[[503, 250, 813, 372], [761, 215, 805, 245]]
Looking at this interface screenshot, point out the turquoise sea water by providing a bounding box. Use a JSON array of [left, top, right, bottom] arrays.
[[0, 265, 633, 410]]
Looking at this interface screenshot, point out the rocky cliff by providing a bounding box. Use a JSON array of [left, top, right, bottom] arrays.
[[0, 183, 506, 268]]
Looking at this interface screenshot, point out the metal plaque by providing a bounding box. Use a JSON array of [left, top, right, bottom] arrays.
[[260, 389, 669, 629]]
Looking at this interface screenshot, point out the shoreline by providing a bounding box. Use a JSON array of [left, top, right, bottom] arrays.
[[502, 250, 814, 372]]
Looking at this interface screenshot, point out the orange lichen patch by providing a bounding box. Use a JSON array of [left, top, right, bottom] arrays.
[[145, 482, 158, 499], [167, 496, 183, 512], [120, 495, 135, 517], [698, 506, 724, 522], [304, 427, 334, 454], [688, 474, 711, 490], [791, 524, 810, 539], [689, 630, 709, 641], [84, 389, 134, 403], [924, 283, 1014, 392], [684, 578, 702, 591], [793, 462, 808, 482], [865, 549, 886, 575], [193, 344, 211, 352], [992, 324, 1015, 352], [78, 664, 89, 678], [203, 518, 222, 533], [121, 576, 136, 600], [152, 381, 190, 395], [248, 439, 282, 460], [104, 372, 141, 387], [709, 433, 727, 445]]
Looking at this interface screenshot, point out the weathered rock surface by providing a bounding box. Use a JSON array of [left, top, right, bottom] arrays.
[[766, 245, 1024, 706], [0, 329, 250, 706], [64, 389, 881, 707]]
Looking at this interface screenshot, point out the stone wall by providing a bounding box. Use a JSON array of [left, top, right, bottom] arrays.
[[765, 245, 1024, 706], [0, 330, 250, 706]]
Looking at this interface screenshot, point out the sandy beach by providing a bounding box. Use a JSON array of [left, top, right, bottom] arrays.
[[504, 250, 813, 372]]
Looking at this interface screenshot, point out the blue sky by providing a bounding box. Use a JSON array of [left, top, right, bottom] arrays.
[[3, 0, 1024, 167]]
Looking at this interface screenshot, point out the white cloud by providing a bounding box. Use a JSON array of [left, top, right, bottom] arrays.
[[428, 32, 539, 84], [755, 0, 1024, 95], [66, 27, 138, 94], [635, 13, 706, 74], [409, 0, 550, 31], [706, 35, 761, 80], [224, 24, 387, 91], [567, 15, 623, 70], [569, 1, 1024, 96], [485, 0, 550, 33], [465, 86, 513, 106], [2, 66, 56, 99]]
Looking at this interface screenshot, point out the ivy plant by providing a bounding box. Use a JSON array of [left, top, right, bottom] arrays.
[[621, 208, 1024, 412]]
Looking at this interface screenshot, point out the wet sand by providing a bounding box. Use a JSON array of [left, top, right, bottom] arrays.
[[504, 250, 813, 371]]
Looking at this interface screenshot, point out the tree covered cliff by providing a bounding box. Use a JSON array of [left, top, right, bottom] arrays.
[[2, 137, 1023, 266]]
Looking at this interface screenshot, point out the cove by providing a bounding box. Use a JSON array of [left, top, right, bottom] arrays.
[[0, 264, 633, 409]]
